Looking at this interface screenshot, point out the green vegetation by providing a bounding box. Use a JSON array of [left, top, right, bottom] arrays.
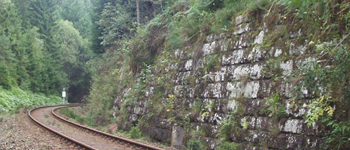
[[267, 93, 286, 119], [1, 0, 350, 149], [0, 0, 93, 110], [129, 125, 142, 139], [218, 112, 241, 142], [215, 142, 241, 150], [299, 41, 350, 149], [185, 139, 204, 150], [0, 87, 61, 114]]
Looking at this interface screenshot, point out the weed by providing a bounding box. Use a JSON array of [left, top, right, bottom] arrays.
[[0, 87, 61, 114], [0, 117, 3, 122], [218, 112, 242, 141], [268, 124, 281, 137], [129, 125, 142, 139], [185, 139, 204, 150], [305, 95, 333, 127], [267, 93, 286, 119], [205, 54, 221, 71], [44, 114, 49, 118], [298, 41, 350, 149], [215, 141, 241, 150], [241, 121, 249, 130]]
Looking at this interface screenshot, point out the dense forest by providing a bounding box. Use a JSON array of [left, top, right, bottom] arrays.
[[0, 0, 94, 109], [0, 0, 172, 112], [1, 0, 350, 149]]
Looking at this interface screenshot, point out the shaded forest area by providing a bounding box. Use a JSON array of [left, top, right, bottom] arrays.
[[0, 0, 93, 103], [0, 0, 165, 104]]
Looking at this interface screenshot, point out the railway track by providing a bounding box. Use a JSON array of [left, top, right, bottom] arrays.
[[28, 105, 163, 150]]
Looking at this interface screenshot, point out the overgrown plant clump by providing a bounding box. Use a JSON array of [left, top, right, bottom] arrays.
[[129, 125, 142, 139], [267, 93, 286, 119], [215, 141, 241, 150], [185, 139, 204, 150], [299, 41, 350, 149], [0, 87, 61, 114], [218, 112, 242, 142]]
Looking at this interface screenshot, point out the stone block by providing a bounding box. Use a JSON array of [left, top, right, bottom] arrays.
[[285, 101, 307, 118], [226, 81, 260, 99], [249, 63, 263, 79], [234, 23, 250, 35], [248, 46, 263, 62], [171, 125, 184, 149], [233, 35, 248, 50], [274, 48, 283, 57], [194, 58, 205, 70], [227, 100, 238, 111], [174, 49, 189, 60], [165, 62, 178, 73], [254, 30, 264, 44], [243, 130, 269, 144], [174, 85, 184, 97], [278, 80, 294, 98], [245, 99, 264, 115], [143, 126, 171, 143], [240, 116, 256, 129], [268, 134, 305, 149], [280, 119, 303, 134], [232, 65, 250, 80], [184, 59, 193, 71], [289, 42, 307, 56], [202, 41, 216, 56], [255, 117, 272, 130], [206, 34, 224, 43], [145, 87, 154, 97], [214, 100, 227, 113], [218, 39, 230, 52], [133, 106, 142, 115], [201, 83, 225, 99], [223, 49, 248, 65], [130, 114, 138, 122], [235, 14, 249, 25], [289, 29, 302, 38], [280, 60, 293, 76], [186, 87, 195, 98]]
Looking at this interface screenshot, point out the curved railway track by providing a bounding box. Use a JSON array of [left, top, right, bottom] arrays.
[[28, 105, 163, 150]]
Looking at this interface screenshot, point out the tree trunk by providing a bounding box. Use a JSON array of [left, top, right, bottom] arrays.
[[136, 0, 140, 26]]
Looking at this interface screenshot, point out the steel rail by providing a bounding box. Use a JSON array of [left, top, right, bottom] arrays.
[[52, 106, 163, 150], [28, 105, 163, 150], [28, 105, 95, 149]]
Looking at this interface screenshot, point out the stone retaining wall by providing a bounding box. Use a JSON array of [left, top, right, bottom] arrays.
[[115, 12, 322, 150]]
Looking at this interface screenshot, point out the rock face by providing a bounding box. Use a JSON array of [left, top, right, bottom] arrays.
[[114, 13, 322, 149]]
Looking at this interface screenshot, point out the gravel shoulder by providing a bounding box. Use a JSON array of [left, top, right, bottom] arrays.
[[0, 109, 74, 150]]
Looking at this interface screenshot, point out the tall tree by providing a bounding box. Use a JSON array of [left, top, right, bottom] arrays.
[[59, 0, 93, 38], [29, 0, 67, 94], [57, 20, 92, 102], [98, 2, 134, 47], [0, 0, 28, 88]]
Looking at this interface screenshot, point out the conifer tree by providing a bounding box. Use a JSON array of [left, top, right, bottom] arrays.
[[29, 0, 67, 94]]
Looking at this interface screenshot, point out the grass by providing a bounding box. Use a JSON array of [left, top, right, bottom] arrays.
[[0, 87, 61, 114], [129, 125, 142, 139]]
